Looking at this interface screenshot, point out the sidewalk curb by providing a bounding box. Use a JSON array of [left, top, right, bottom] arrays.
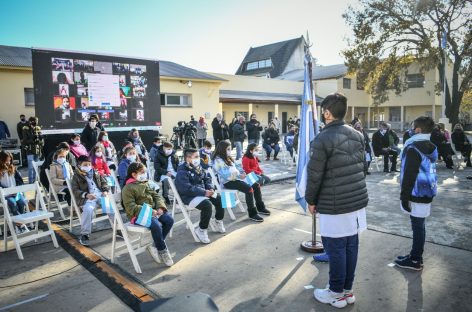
[[51, 224, 156, 311]]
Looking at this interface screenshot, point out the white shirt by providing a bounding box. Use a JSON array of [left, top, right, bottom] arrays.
[[319, 208, 367, 238], [400, 202, 431, 218], [0, 172, 16, 188]]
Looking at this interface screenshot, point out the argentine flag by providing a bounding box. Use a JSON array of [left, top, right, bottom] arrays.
[[295, 47, 319, 212]]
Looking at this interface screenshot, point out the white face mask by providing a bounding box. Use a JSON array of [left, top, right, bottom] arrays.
[[226, 149, 232, 157], [380, 129, 387, 135], [73, 140, 80, 145], [165, 149, 173, 156], [137, 173, 147, 181], [156, 143, 162, 147], [204, 148, 211, 154], [95, 152, 103, 157], [80, 166, 92, 172], [56, 157, 66, 164], [89, 121, 97, 128], [127, 154, 137, 162], [191, 158, 200, 167], [102, 136, 108, 141]]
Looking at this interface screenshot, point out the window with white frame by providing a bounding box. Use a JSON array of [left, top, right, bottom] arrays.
[[162, 93, 191, 107], [343, 78, 351, 89], [245, 58, 272, 71], [406, 73, 425, 88], [24, 88, 34, 106]]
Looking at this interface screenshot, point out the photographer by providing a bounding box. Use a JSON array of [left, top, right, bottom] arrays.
[[183, 122, 197, 149], [21, 116, 44, 183], [211, 113, 229, 145]]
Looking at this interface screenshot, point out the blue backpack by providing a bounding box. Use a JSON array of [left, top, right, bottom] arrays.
[[401, 144, 438, 198]]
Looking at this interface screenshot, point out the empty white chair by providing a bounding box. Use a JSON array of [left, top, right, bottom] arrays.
[[109, 194, 152, 274], [368, 142, 381, 172], [45, 169, 68, 219], [166, 178, 215, 241], [207, 168, 245, 221], [1, 182, 58, 260]]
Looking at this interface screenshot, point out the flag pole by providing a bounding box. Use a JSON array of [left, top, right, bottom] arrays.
[[299, 31, 324, 253]]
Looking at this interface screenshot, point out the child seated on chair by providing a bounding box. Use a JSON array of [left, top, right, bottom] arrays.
[[154, 142, 178, 205], [0, 151, 29, 233], [71, 155, 110, 246], [212, 141, 269, 223], [90, 145, 111, 177], [242, 143, 271, 186], [118, 146, 140, 188], [175, 149, 225, 244], [149, 136, 162, 163], [49, 148, 74, 205], [199, 140, 213, 170], [122, 162, 174, 266]]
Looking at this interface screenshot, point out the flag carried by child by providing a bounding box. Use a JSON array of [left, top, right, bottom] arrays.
[[220, 191, 237, 209], [100, 196, 114, 214], [244, 172, 259, 186], [136, 203, 153, 227]]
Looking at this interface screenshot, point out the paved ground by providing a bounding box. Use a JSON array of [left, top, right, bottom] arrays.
[[2, 157, 472, 311]]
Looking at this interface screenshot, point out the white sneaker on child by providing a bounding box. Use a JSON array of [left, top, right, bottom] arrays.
[[344, 289, 355, 304], [158, 248, 174, 266], [194, 227, 211, 244], [314, 288, 347, 309], [147, 246, 161, 263], [211, 219, 226, 233]]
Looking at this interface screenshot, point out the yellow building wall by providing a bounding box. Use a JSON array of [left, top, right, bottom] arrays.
[[210, 73, 303, 94], [153, 78, 221, 138], [0, 68, 35, 140]]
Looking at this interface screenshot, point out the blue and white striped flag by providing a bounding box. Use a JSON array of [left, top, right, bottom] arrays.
[[100, 196, 114, 214], [295, 44, 319, 212], [244, 172, 259, 186], [220, 191, 237, 209], [136, 203, 153, 227]]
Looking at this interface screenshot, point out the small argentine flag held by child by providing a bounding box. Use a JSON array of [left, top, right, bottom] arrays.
[[100, 196, 114, 214], [244, 172, 259, 186], [136, 203, 153, 228], [221, 192, 237, 209], [105, 176, 115, 187]]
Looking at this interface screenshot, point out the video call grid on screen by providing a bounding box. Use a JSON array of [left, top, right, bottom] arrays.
[[32, 49, 161, 131]]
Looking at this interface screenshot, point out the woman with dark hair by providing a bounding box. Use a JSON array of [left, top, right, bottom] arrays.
[[430, 124, 454, 169], [212, 141, 269, 222], [97, 131, 117, 170], [242, 143, 271, 185], [121, 162, 174, 266], [128, 128, 148, 163], [117, 146, 140, 188]]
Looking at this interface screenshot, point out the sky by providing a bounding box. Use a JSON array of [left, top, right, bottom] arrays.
[[0, 0, 356, 74]]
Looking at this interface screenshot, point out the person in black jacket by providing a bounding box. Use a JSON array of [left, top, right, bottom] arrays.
[[395, 116, 437, 270], [175, 149, 225, 244], [262, 123, 280, 161], [353, 122, 372, 175], [153, 142, 179, 204], [306, 93, 368, 308], [232, 116, 246, 160], [81, 115, 100, 151], [211, 113, 229, 146], [16, 115, 27, 141], [21, 117, 44, 183], [430, 124, 453, 169], [371, 122, 400, 172], [246, 114, 263, 145], [451, 123, 472, 167]]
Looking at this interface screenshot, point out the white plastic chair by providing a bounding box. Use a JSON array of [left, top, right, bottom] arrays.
[[109, 194, 152, 274], [368, 142, 381, 172], [167, 178, 215, 241], [109, 169, 122, 204], [32, 160, 51, 207], [207, 168, 246, 221], [450, 144, 464, 169], [45, 169, 68, 219], [1, 182, 58, 260]]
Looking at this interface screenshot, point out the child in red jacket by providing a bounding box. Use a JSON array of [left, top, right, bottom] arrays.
[[90, 145, 111, 177], [242, 143, 271, 185]]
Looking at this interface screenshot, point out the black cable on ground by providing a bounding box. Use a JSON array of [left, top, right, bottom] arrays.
[[0, 264, 81, 288]]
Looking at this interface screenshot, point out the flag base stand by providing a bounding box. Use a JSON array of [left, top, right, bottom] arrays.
[[300, 240, 324, 253], [300, 213, 324, 253]]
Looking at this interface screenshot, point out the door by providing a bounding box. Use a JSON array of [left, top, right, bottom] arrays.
[[282, 112, 288, 133], [268, 112, 274, 125]]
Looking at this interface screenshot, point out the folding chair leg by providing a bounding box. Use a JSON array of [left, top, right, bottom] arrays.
[[45, 219, 59, 248], [6, 220, 24, 260], [226, 206, 236, 220], [123, 229, 143, 274], [169, 201, 176, 238], [110, 217, 117, 263]]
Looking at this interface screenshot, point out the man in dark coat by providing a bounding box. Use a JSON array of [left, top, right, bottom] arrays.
[[305, 93, 368, 308], [246, 114, 263, 145], [81, 115, 100, 151], [372, 122, 400, 172], [211, 113, 229, 146]]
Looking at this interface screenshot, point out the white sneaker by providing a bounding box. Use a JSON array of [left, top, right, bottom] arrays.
[[158, 248, 174, 266], [344, 289, 355, 304], [147, 246, 161, 263], [194, 227, 211, 244], [314, 288, 347, 309], [212, 219, 226, 233]]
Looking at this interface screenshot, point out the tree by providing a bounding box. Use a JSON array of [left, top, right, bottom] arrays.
[[343, 0, 472, 126]]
